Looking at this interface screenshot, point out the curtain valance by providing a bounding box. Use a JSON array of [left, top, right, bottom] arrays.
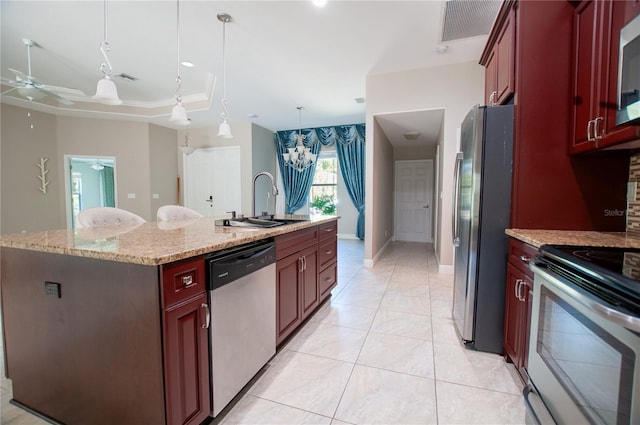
[[274, 123, 365, 240]]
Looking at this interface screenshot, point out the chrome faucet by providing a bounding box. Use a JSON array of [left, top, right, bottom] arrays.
[[253, 171, 279, 217]]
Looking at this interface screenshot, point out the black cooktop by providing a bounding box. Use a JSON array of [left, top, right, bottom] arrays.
[[538, 245, 640, 310]]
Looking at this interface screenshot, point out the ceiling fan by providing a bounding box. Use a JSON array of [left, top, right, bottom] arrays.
[[1, 38, 79, 105]]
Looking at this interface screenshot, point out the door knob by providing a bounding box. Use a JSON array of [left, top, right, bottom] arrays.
[[423, 205, 429, 208]]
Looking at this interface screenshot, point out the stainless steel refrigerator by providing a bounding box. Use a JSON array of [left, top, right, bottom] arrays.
[[452, 104, 514, 354]]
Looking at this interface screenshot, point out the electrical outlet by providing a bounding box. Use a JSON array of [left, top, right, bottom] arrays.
[[44, 281, 61, 298]]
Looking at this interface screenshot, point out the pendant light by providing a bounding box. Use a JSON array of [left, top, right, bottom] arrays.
[[217, 13, 233, 138], [169, 0, 190, 126], [180, 119, 195, 155], [282, 107, 316, 172], [93, 0, 123, 105]]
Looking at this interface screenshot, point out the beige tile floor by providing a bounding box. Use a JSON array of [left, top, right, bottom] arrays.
[[1, 240, 525, 425]]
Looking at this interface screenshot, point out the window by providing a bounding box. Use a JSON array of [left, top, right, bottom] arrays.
[[309, 152, 337, 216]]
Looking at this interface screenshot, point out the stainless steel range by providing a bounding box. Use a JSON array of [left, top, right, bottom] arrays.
[[527, 245, 640, 425]]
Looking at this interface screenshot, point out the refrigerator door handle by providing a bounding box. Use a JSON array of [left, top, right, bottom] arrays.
[[451, 152, 463, 247]]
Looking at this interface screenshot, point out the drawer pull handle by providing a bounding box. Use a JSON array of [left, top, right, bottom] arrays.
[[325, 277, 334, 283], [182, 275, 194, 286], [325, 250, 332, 255], [325, 228, 333, 232], [520, 255, 531, 264]]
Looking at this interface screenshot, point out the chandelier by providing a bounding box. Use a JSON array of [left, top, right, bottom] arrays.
[[282, 106, 316, 172]]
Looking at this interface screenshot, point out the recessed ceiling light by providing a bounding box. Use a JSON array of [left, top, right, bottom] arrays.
[[312, 0, 327, 7], [181, 61, 195, 68], [436, 44, 448, 54], [403, 132, 421, 140], [355, 97, 365, 104]]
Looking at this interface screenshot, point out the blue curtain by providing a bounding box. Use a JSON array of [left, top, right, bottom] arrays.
[[274, 123, 365, 240], [335, 125, 365, 240], [275, 130, 320, 213]]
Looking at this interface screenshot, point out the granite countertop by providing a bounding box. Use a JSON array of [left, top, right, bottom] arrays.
[[0, 215, 338, 266], [506, 229, 640, 249]]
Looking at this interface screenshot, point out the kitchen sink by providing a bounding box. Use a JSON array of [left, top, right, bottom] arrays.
[[214, 215, 310, 228]]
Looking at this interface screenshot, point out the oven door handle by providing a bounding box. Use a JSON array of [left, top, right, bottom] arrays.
[[523, 384, 556, 425], [532, 264, 640, 333]]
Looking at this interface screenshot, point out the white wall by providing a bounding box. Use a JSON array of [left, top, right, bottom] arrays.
[[365, 61, 484, 269]]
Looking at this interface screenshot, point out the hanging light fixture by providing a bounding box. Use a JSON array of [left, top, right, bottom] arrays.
[[93, 0, 123, 105], [282, 106, 316, 172], [217, 13, 233, 138], [180, 119, 195, 155], [169, 0, 190, 126]]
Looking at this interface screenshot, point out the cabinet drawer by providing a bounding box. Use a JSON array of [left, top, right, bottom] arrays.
[[508, 239, 537, 276], [319, 262, 337, 300], [161, 256, 206, 308], [318, 237, 337, 270], [275, 226, 318, 260], [318, 220, 338, 242]]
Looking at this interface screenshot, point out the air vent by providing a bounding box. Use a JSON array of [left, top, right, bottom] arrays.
[[440, 0, 501, 42], [114, 73, 138, 82]]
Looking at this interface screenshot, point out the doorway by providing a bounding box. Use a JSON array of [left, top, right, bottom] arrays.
[[183, 146, 241, 217], [64, 155, 117, 229], [394, 159, 434, 242]]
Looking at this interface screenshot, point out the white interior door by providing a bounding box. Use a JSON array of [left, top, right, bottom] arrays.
[[395, 160, 433, 242], [184, 147, 241, 217]]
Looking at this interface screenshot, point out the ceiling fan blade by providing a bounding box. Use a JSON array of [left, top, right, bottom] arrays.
[[35, 86, 74, 105], [1, 87, 18, 96], [1, 78, 22, 88], [9, 68, 28, 82]]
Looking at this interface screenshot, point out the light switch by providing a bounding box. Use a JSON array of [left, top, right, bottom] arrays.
[[127, 193, 136, 199], [627, 182, 637, 202], [152, 193, 160, 199]]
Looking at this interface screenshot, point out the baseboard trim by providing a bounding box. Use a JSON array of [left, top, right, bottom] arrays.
[[365, 237, 392, 268], [337, 233, 360, 240]]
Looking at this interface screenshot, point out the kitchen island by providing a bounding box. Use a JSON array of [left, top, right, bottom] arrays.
[[0, 215, 338, 425]]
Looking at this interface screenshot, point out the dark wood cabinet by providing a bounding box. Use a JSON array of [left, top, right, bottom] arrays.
[[163, 293, 211, 425], [276, 251, 303, 343], [571, 0, 640, 153], [481, 4, 515, 106], [275, 226, 319, 345], [504, 0, 628, 231], [317, 221, 337, 302], [161, 257, 211, 425], [503, 239, 536, 383], [300, 245, 319, 318], [274, 220, 338, 346]]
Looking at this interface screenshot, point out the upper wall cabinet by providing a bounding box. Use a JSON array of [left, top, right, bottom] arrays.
[[571, 0, 640, 154], [480, 2, 516, 106]]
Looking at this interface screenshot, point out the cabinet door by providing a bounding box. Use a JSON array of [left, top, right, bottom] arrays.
[[301, 245, 319, 319], [164, 293, 211, 425], [485, 49, 498, 105], [503, 263, 521, 367], [495, 10, 515, 104], [276, 254, 302, 345], [572, 0, 602, 153]]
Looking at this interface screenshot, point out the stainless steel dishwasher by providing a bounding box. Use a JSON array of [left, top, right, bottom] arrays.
[[206, 240, 276, 417]]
